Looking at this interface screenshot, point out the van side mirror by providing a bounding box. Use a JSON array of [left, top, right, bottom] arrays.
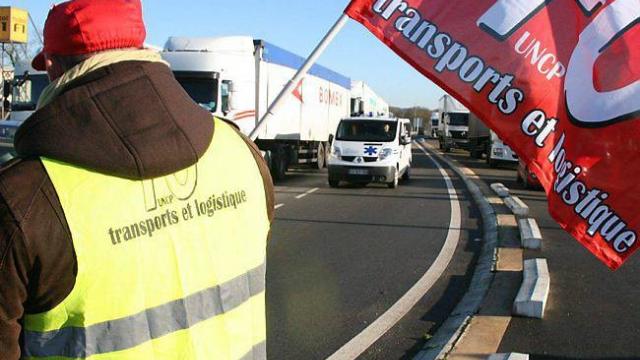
[[328, 134, 334, 145], [400, 134, 411, 145]]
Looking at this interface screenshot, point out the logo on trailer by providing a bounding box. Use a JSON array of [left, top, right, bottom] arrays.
[[292, 79, 304, 103]]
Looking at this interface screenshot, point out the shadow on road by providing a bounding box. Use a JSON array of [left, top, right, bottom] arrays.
[[275, 217, 476, 232]]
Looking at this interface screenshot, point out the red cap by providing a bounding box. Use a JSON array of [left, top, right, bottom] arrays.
[[32, 0, 146, 71]]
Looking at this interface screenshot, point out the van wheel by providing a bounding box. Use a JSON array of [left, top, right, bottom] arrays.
[[388, 170, 399, 189], [402, 166, 410, 181]]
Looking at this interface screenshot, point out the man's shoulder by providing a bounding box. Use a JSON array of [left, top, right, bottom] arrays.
[[0, 157, 50, 222]]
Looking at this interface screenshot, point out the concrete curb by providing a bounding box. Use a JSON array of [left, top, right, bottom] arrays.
[[513, 258, 550, 319], [490, 183, 510, 198], [504, 196, 529, 217], [488, 353, 530, 360], [413, 141, 498, 360], [518, 218, 542, 250]]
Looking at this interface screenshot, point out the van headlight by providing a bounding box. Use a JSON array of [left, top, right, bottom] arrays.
[[331, 147, 341, 159], [378, 148, 393, 161]]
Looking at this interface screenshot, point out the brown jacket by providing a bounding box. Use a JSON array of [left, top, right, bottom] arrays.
[[0, 61, 274, 359]]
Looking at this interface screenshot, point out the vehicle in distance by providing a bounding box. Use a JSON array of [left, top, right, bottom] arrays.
[[467, 112, 518, 168], [328, 117, 412, 189], [437, 94, 469, 152]]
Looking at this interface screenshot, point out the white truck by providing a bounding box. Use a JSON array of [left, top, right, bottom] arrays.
[[161, 36, 352, 180], [437, 95, 469, 152], [467, 113, 518, 167], [430, 111, 440, 138], [350, 80, 389, 117]]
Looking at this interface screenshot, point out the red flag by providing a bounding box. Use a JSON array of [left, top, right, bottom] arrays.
[[345, 0, 640, 269]]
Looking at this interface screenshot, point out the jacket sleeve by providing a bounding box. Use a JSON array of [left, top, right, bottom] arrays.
[[0, 196, 29, 360], [0, 159, 78, 360]]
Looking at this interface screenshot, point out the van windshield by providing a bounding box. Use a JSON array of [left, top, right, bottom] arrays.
[[173, 73, 218, 113], [336, 120, 397, 142]]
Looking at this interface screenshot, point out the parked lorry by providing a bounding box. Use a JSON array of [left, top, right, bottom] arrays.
[[161, 36, 351, 180], [437, 95, 469, 152], [467, 113, 518, 167], [350, 80, 389, 117]]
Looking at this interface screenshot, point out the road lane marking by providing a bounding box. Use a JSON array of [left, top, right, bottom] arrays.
[[295, 187, 319, 199], [275, 204, 285, 210], [327, 141, 462, 360]]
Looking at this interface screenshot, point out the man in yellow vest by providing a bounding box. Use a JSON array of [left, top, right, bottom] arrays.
[[0, 1, 274, 359]]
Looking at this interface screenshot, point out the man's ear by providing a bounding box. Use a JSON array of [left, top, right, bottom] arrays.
[[44, 56, 64, 81]]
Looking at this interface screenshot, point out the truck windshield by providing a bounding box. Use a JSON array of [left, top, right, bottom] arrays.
[[12, 73, 49, 111], [173, 75, 218, 113], [448, 113, 469, 126], [336, 120, 397, 142]]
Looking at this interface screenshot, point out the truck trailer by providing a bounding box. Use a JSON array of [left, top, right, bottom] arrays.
[[467, 113, 518, 167], [161, 36, 352, 180], [437, 95, 469, 152], [350, 80, 389, 117]]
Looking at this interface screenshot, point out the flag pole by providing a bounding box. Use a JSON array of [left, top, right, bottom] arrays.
[[249, 13, 349, 141]]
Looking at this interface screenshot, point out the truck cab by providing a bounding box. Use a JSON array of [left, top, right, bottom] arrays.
[[437, 95, 470, 152], [10, 63, 49, 122], [328, 117, 412, 189]]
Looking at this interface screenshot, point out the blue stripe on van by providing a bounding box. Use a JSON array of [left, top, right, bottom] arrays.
[[261, 41, 351, 89]]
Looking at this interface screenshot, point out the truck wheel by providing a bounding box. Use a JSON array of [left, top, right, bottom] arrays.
[[329, 179, 340, 188], [523, 174, 531, 190], [316, 142, 325, 169], [485, 144, 497, 168], [516, 172, 523, 184], [388, 169, 399, 189], [271, 147, 288, 182]]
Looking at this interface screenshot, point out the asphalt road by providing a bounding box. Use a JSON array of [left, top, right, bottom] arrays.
[[266, 144, 483, 359], [443, 147, 640, 360]]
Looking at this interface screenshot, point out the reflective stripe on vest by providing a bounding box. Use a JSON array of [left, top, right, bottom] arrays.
[[22, 118, 270, 360]]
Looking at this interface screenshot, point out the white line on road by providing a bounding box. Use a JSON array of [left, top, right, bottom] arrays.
[[327, 141, 462, 360], [295, 187, 319, 199], [275, 204, 285, 210]]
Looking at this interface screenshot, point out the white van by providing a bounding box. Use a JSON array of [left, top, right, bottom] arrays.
[[328, 117, 412, 189]]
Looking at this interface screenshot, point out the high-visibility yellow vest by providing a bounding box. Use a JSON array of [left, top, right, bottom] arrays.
[[21, 118, 271, 360]]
